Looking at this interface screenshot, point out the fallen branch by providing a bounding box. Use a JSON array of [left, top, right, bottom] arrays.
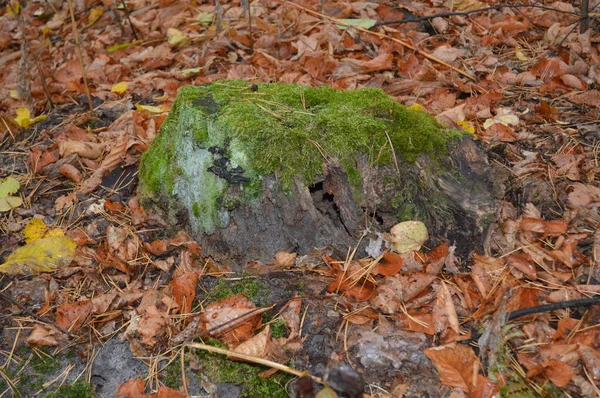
[[507, 295, 600, 321], [372, 3, 578, 27]]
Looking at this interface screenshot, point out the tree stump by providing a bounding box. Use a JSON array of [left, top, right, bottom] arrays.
[[138, 81, 502, 268]]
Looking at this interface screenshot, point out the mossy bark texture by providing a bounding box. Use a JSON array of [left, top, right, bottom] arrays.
[[138, 81, 501, 267]]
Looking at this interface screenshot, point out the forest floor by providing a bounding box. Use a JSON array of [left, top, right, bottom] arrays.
[[1, 0, 600, 397]]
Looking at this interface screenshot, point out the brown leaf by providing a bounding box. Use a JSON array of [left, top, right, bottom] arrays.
[[169, 272, 198, 315], [424, 343, 479, 393], [482, 123, 517, 142], [54, 192, 78, 211], [115, 378, 145, 398], [59, 163, 83, 184], [56, 300, 93, 330], [433, 281, 460, 334], [577, 343, 600, 381], [543, 359, 574, 387], [273, 251, 296, 267], [376, 252, 403, 276], [371, 273, 437, 314], [138, 305, 169, 346], [149, 386, 186, 398], [505, 253, 537, 280], [59, 141, 104, 159], [232, 324, 270, 359], [26, 324, 58, 346]]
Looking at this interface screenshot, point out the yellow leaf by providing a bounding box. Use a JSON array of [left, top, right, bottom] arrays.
[[0, 196, 22, 212], [0, 236, 76, 275], [408, 104, 423, 112], [14, 107, 46, 128], [456, 120, 475, 134], [6, 1, 20, 16], [46, 228, 65, 238], [387, 221, 429, 254], [0, 177, 22, 212], [106, 40, 141, 53], [14, 107, 31, 127], [111, 81, 129, 94], [86, 6, 104, 27], [515, 47, 528, 61], [197, 12, 214, 27], [9, 90, 19, 99], [24, 218, 48, 243], [135, 104, 165, 113], [0, 177, 20, 197], [167, 28, 189, 46]]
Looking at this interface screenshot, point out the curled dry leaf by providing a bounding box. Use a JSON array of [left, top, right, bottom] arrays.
[[59, 140, 104, 159], [26, 324, 58, 347], [232, 324, 270, 359], [59, 163, 83, 183]]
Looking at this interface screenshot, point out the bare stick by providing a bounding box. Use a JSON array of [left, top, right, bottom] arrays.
[[67, 0, 93, 113]]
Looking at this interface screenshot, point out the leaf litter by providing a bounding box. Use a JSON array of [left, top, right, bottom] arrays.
[[0, 0, 599, 396]]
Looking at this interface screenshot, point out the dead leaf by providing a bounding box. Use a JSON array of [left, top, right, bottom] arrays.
[[56, 299, 93, 330], [424, 343, 480, 393]]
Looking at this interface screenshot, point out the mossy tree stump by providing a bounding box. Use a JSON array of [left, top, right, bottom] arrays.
[[138, 81, 501, 268]]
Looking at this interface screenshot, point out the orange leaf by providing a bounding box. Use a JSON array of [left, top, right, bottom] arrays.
[[424, 343, 479, 393], [150, 386, 186, 398], [115, 378, 145, 398], [55, 300, 93, 330], [169, 272, 198, 315], [376, 252, 403, 276], [505, 253, 537, 280], [543, 359, 574, 387]]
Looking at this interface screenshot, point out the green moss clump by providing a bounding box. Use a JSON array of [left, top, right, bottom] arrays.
[[207, 278, 270, 307], [161, 359, 182, 389], [42, 381, 94, 398], [192, 202, 200, 217], [139, 80, 462, 198], [195, 348, 292, 398], [269, 320, 287, 339]]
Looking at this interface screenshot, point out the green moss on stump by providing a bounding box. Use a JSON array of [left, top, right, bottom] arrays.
[[138, 80, 463, 237], [140, 81, 459, 194]]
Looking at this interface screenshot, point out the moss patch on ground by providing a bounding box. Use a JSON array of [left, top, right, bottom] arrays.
[[205, 277, 270, 307], [0, 347, 94, 398], [195, 340, 293, 398]]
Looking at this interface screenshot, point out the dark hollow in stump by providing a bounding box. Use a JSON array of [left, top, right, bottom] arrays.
[[138, 81, 503, 269]]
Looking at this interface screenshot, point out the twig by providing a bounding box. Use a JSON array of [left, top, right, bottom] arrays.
[[186, 342, 321, 381], [507, 295, 600, 321], [581, 0, 590, 32], [67, 0, 94, 114], [372, 4, 578, 27], [0, 292, 73, 338], [282, 1, 476, 81]]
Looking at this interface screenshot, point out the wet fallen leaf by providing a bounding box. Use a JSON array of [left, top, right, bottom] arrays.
[[0, 236, 77, 275]]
